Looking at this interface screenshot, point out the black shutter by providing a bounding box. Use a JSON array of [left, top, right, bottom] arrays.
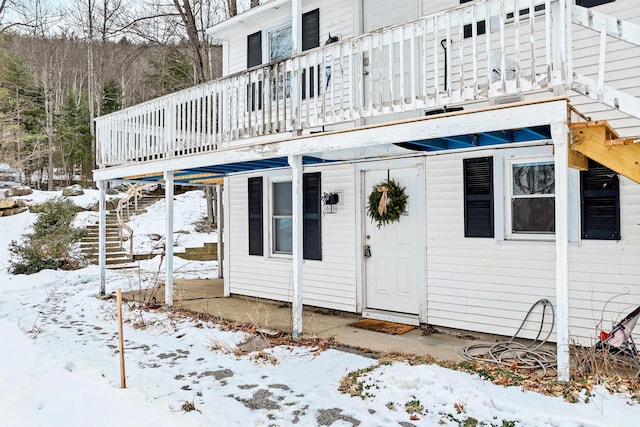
[[577, 0, 615, 8], [464, 157, 494, 238], [303, 172, 322, 260], [302, 9, 320, 52], [248, 177, 263, 255], [581, 161, 620, 240], [247, 31, 262, 69]]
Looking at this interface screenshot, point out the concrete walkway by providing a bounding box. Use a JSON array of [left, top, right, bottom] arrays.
[[124, 278, 509, 362]]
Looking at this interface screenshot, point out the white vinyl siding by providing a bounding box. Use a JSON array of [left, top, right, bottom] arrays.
[[425, 144, 639, 345], [221, 0, 355, 77], [570, 0, 640, 137], [227, 163, 358, 312], [568, 175, 640, 346], [425, 148, 557, 341]]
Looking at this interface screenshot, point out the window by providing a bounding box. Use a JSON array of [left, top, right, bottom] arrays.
[[247, 31, 262, 68], [464, 157, 494, 238], [269, 25, 292, 62], [460, 1, 486, 39], [302, 66, 321, 99], [302, 9, 320, 51], [507, 159, 555, 237], [581, 160, 620, 240], [248, 177, 264, 255], [247, 81, 263, 111], [273, 181, 293, 253], [505, 3, 545, 20], [577, 0, 615, 7], [248, 174, 321, 259]]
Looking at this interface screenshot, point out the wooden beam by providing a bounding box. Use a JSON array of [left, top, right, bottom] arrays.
[[123, 171, 163, 180], [570, 121, 640, 184], [568, 141, 589, 171], [187, 177, 225, 185]]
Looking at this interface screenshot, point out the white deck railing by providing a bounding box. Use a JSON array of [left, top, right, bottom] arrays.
[[96, 0, 573, 167]]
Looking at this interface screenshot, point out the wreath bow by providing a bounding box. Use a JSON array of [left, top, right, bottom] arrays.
[[377, 185, 389, 216], [367, 178, 408, 228]]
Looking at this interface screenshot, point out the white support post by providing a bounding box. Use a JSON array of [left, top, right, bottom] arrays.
[[164, 171, 175, 306], [552, 120, 570, 383], [98, 180, 107, 296], [291, 0, 301, 55], [291, 0, 302, 129], [223, 177, 230, 297], [288, 154, 303, 337], [216, 184, 223, 279], [549, 0, 568, 88]]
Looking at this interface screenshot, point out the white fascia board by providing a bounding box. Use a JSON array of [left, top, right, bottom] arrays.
[[93, 98, 568, 181], [207, 0, 289, 38]]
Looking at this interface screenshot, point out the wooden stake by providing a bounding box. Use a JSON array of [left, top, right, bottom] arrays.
[[116, 288, 126, 388]]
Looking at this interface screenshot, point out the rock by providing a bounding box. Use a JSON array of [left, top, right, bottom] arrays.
[[106, 188, 119, 195], [1, 206, 28, 216], [62, 184, 84, 197], [149, 233, 162, 241], [0, 198, 17, 209], [88, 199, 119, 211], [175, 230, 190, 234], [4, 186, 33, 197]]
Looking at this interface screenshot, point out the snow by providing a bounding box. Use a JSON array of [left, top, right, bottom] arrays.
[[1, 189, 638, 426]]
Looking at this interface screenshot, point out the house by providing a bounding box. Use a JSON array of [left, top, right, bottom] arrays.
[[93, 0, 640, 381]]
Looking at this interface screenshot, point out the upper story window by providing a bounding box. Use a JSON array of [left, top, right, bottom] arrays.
[[269, 25, 292, 62], [507, 158, 555, 238]]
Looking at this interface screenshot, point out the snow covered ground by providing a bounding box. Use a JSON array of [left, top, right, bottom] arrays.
[[0, 189, 638, 426]]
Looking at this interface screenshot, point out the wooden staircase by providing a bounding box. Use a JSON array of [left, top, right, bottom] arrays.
[[569, 121, 640, 184], [81, 195, 162, 268]]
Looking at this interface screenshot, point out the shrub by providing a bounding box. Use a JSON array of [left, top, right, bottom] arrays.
[[9, 198, 86, 274]]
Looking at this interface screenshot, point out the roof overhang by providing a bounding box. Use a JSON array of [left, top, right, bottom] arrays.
[[93, 97, 569, 184], [207, 0, 289, 38]]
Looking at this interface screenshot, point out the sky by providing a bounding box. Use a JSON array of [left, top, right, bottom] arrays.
[[0, 188, 639, 426]]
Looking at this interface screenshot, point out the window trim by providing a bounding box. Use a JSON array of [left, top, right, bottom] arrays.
[[271, 178, 293, 256], [505, 155, 555, 241]]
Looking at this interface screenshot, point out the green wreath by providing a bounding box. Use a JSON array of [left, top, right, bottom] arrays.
[[366, 178, 408, 228]]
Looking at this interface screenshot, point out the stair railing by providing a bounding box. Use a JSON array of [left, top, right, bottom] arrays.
[[115, 183, 157, 257]]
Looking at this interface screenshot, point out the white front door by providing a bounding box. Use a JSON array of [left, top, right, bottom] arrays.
[[363, 165, 424, 316]]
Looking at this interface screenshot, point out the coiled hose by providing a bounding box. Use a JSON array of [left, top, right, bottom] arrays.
[[460, 299, 557, 375]]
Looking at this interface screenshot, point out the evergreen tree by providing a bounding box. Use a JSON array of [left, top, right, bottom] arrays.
[[56, 94, 92, 184], [101, 79, 121, 115]]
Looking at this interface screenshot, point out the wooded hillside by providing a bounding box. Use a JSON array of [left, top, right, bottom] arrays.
[[0, 0, 255, 189]]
